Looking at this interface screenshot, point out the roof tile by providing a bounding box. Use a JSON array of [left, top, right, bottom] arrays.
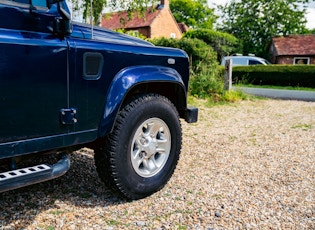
[[272, 35, 315, 56], [102, 7, 160, 30]]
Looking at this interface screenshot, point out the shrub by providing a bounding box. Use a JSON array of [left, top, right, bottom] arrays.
[[149, 37, 217, 74], [150, 37, 224, 98], [184, 29, 243, 61], [189, 62, 224, 98]]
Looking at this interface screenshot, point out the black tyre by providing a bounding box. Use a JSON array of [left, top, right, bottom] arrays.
[[94, 94, 182, 200]]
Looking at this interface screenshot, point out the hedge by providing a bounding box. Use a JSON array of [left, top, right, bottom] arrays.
[[232, 65, 315, 88]]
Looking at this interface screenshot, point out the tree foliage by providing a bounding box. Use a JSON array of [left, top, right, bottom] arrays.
[[169, 0, 217, 29], [218, 0, 313, 57], [71, 0, 158, 24], [184, 29, 242, 61], [307, 28, 315, 34], [72, 0, 218, 28]]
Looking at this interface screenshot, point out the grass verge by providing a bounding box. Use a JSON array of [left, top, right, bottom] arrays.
[[188, 89, 257, 108], [235, 84, 315, 91]]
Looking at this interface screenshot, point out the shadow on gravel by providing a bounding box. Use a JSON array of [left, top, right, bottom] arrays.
[[0, 149, 126, 229]]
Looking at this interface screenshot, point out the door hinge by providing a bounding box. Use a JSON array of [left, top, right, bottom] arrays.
[[60, 108, 78, 125]]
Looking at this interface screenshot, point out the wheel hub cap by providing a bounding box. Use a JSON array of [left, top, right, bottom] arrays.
[[131, 118, 171, 178]]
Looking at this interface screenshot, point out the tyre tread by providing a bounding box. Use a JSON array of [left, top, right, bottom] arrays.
[[94, 94, 181, 200]]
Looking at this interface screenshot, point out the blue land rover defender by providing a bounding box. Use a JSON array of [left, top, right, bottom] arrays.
[[0, 0, 198, 199]]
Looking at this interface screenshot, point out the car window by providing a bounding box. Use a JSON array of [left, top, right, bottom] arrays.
[[232, 58, 247, 65], [31, 0, 47, 7], [249, 60, 262, 65]]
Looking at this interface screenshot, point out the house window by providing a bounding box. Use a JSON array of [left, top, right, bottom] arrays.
[[293, 57, 310, 65], [170, 33, 176, 38]]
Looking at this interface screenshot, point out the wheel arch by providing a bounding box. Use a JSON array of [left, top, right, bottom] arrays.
[[98, 66, 187, 137]]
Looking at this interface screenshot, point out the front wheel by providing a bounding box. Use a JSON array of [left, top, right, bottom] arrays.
[[94, 94, 182, 200]]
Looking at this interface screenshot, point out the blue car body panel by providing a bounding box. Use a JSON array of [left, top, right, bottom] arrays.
[[99, 65, 185, 136], [0, 0, 191, 159]]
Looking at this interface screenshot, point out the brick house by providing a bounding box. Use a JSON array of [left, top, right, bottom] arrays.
[[101, 0, 185, 39], [269, 34, 315, 64]]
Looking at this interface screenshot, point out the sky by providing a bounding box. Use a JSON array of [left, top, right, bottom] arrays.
[[208, 0, 315, 29]]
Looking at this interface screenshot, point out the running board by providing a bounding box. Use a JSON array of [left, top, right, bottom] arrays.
[[0, 154, 70, 193]]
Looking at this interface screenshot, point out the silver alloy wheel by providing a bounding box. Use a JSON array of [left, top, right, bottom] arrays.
[[131, 118, 171, 178]]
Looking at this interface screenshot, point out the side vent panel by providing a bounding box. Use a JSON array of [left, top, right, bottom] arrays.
[[83, 52, 104, 80]]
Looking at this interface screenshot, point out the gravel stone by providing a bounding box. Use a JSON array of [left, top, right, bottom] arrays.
[[0, 99, 314, 229], [136, 221, 146, 227]]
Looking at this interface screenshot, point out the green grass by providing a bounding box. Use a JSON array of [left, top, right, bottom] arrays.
[[236, 84, 315, 91], [106, 219, 120, 226], [221, 89, 250, 102], [291, 123, 313, 131], [188, 88, 257, 108], [50, 210, 65, 215]]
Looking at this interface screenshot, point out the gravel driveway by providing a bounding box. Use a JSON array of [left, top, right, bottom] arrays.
[[1, 99, 314, 229]]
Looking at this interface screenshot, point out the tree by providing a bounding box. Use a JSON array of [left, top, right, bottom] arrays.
[[307, 28, 315, 34], [169, 0, 217, 29], [218, 0, 313, 57], [70, 0, 158, 24]]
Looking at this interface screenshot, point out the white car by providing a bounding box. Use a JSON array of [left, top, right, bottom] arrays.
[[221, 56, 271, 66]]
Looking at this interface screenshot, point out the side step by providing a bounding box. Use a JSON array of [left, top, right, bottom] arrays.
[[0, 154, 70, 193]]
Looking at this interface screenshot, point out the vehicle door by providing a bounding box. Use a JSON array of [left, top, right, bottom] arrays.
[[0, 0, 69, 154]]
